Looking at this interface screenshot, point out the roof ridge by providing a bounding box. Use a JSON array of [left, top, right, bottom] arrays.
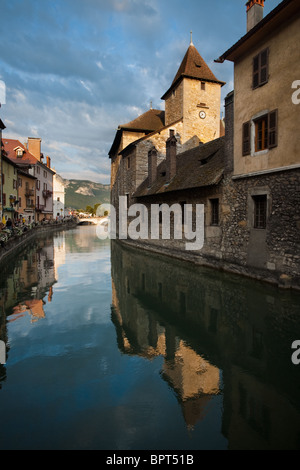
[[162, 43, 225, 99]]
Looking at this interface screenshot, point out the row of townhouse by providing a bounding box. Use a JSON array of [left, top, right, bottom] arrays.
[[0, 129, 65, 224]]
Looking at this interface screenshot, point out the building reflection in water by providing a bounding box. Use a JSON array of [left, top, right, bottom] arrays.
[[0, 232, 66, 384], [111, 241, 300, 449]]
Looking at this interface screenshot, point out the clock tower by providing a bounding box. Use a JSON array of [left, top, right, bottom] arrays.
[[161, 36, 225, 149]]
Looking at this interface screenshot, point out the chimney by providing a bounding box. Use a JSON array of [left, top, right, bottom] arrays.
[[166, 129, 177, 182], [27, 137, 42, 161], [224, 91, 234, 175], [148, 147, 157, 187], [246, 0, 265, 32], [46, 156, 51, 169]]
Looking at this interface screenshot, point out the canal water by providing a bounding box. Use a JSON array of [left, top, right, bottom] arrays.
[[0, 225, 300, 450]]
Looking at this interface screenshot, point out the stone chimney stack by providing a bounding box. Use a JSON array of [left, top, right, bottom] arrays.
[[27, 137, 42, 161], [46, 156, 51, 169], [166, 130, 177, 182], [224, 91, 234, 175], [246, 0, 265, 32], [148, 147, 157, 187]]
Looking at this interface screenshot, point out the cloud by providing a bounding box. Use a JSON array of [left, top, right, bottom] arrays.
[[0, 0, 283, 183]]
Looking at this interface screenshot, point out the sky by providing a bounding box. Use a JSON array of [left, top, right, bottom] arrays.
[[0, 0, 282, 184]]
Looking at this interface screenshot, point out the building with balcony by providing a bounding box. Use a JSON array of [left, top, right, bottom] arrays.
[[1, 154, 19, 222], [26, 138, 55, 221], [17, 169, 37, 224], [2, 137, 55, 221]]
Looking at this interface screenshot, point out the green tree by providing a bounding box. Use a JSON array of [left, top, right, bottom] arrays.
[[94, 203, 101, 216]]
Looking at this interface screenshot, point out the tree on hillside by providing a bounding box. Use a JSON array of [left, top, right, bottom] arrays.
[[85, 205, 93, 215], [85, 203, 101, 216], [94, 203, 101, 216]]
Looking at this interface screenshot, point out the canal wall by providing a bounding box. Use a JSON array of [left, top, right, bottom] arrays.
[[118, 238, 300, 292], [0, 221, 77, 266]]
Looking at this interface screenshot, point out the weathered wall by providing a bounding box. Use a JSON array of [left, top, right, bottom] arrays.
[[165, 81, 184, 126], [183, 79, 222, 145], [221, 169, 300, 287], [234, 14, 300, 176]]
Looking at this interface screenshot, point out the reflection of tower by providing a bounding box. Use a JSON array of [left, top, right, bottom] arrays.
[[111, 242, 221, 430], [162, 340, 220, 429]]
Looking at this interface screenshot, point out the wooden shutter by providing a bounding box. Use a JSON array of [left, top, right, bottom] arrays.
[[253, 49, 269, 88], [242, 121, 251, 156], [253, 55, 260, 89], [260, 49, 269, 85], [268, 109, 278, 149]]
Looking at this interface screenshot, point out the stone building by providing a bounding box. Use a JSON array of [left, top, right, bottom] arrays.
[[215, 0, 300, 288], [109, 0, 300, 289], [109, 38, 225, 210]]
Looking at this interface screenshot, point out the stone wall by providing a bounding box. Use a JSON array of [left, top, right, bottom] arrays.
[[221, 169, 300, 288], [183, 79, 222, 145]]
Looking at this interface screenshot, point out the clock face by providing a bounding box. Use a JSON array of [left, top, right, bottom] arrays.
[[199, 111, 206, 119]]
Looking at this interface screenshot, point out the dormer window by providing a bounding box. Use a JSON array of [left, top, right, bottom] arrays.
[[15, 147, 24, 158]]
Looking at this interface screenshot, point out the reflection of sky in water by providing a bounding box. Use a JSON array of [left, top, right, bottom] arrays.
[[0, 227, 299, 450]]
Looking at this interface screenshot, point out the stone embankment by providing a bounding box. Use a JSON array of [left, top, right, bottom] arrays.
[[0, 219, 77, 265]]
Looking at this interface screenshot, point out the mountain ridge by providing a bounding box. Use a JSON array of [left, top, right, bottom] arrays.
[[60, 177, 110, 210]]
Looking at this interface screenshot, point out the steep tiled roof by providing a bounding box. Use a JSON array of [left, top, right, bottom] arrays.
[[2, 139, 38, 166], [109, 109, 165, 158], [162, 45, 225, 100], [120, 109, 165, 132], [119, 118, 183, 157], [134, 137, 225, 198]]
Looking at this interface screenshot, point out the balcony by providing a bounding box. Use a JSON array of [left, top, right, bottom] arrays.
[[25, 189, 35, 197], [36, 204, 46, 212], [42, 190, 53, 199]]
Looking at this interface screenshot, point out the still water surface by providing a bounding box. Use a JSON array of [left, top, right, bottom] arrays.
[[0, 226, 300, 450]]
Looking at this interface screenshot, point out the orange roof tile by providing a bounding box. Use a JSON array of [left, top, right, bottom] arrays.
[[2, 139, 38, 166]]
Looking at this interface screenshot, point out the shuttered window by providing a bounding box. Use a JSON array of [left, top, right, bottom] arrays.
[[253, 48, 269, 89], [255, 115, 268, 152], [268, 109, 278, 149], [242, 121, 251, 156], [243, 109, 278, 156]]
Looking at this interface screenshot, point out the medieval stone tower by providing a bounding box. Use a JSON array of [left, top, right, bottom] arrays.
[[162, 36, 225, 150]]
